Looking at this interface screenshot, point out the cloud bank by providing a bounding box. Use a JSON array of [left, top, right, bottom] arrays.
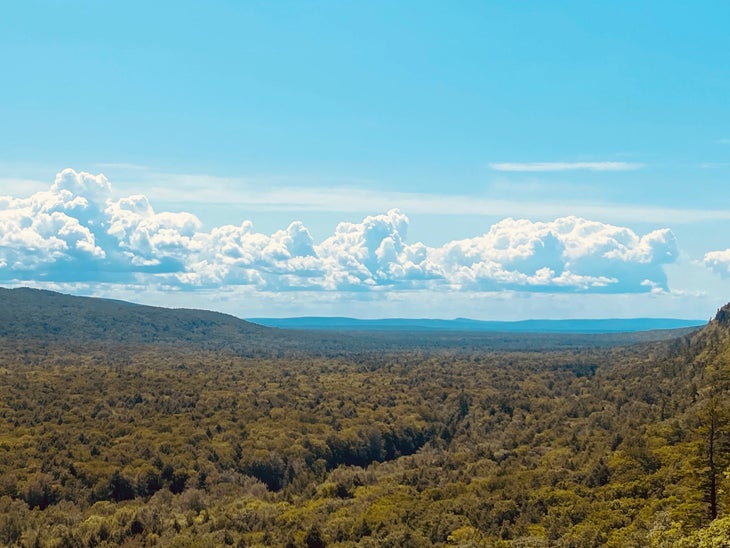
[[0, 169, 679, 294]]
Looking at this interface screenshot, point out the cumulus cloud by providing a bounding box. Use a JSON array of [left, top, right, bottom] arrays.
[[489, 162, 643, 172], [431, 217, 676, 292], [0, 169, 678, 294], [314, 209, 439, 290], [704, 250, 730, 278]]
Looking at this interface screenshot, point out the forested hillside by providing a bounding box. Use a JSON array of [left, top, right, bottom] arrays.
[[1, 290, 729, 546], [0, 288, 697, 354], [0, 287, 265, 349]]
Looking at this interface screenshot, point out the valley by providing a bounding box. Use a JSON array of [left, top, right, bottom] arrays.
[[0, 289, 728, 546]]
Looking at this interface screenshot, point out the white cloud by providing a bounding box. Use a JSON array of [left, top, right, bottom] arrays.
[[704, 249, 730, 278], [430, 216, 676, 292], [96, 167, 730, 225], [489, 162, 644, 172], [315, 209, 440, 290], [146, 181, 730, 225], [106, 195, 202, 267], [0, 177, 48, 196], [0, 168, 679, 294], [0, 171, 109, 278]]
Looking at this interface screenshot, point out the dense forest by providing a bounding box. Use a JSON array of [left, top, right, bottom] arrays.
[[1, 289, 730, 546]]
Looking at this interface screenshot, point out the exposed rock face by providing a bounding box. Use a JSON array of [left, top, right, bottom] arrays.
[[715, 304, 730, 325]]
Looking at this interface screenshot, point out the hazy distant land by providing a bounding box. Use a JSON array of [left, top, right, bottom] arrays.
[[249, 315, 705, 333]]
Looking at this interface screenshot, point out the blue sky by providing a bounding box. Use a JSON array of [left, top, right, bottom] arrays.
[[1, 1, 729, 319]]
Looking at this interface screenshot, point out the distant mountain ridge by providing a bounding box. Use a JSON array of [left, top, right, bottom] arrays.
[[248, 316, 705, 333], [0, 287, 706, 353]]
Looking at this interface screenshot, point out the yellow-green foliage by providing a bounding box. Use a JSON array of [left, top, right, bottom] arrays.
[[0, 322, 729, 546]]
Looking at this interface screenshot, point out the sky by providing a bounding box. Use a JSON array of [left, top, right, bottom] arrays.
[[1, 1, 729, 320]]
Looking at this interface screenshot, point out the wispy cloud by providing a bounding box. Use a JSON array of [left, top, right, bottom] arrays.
[[489, 162, 644, 172], [82, 168, 730, 226], [93, 162, 150, 171], [0, 177, 49, 195]]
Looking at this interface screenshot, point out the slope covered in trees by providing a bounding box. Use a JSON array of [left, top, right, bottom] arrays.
[[0, 289, 730, 546], [0, 287, 698, 354], [0, 287, 265, 348]]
